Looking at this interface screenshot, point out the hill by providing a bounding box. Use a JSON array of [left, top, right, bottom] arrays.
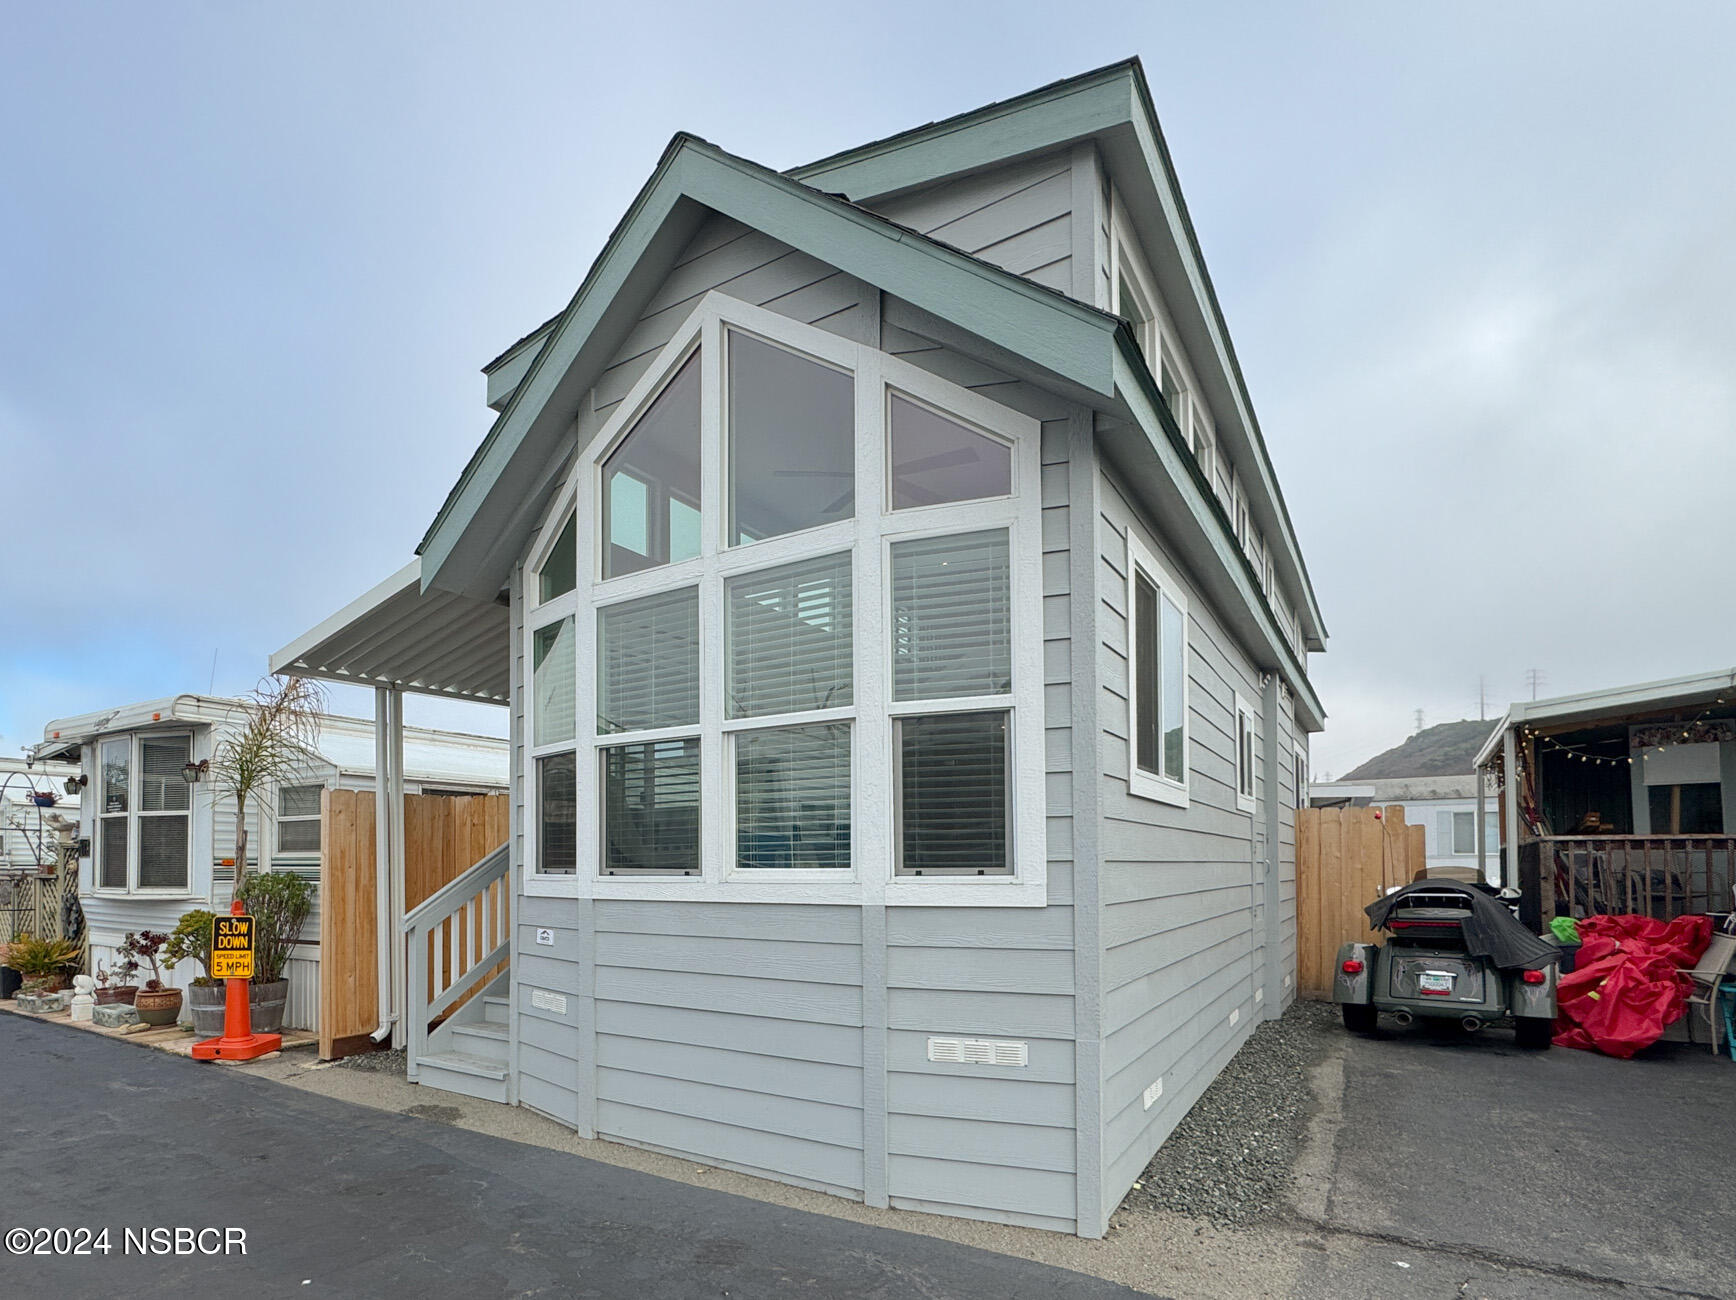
[[1342, 719, 1497, 780]]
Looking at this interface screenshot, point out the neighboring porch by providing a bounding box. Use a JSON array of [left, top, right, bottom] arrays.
[[271, 557, 513, 1087], [1476, 668, 1736, 930]]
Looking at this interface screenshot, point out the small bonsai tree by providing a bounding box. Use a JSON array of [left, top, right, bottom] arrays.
[[96, 950, 141, 991], [208, 677, 324, 895], [163, 909, 217, 986], [117, 931, 170, 991], [235, 872, 314, 985]]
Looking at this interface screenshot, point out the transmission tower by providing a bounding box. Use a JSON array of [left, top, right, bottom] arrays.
[[1524, 668, 1546, 701]]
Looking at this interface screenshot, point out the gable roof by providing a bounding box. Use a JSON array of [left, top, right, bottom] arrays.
[[417, 74, 1325, 729]]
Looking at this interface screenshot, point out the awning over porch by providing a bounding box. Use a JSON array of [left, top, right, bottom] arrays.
[[268, 558, 509, 703]]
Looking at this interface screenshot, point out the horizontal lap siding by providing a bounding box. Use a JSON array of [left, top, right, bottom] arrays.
[[1095, 465, 1270, 1213], [591, 901, 866, 1196], [869, 151, 1074, 294], [591, 216, 870, 427], [877, 399, 1081, 1231]]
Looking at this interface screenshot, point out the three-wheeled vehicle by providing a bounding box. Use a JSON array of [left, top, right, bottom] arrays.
[[1332, 880, 1559, 1048]]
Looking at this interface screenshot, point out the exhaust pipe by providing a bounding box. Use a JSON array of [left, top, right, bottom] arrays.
[[1461, 1016, 1483, 1032], [1391, 1010, 1414, 1028]]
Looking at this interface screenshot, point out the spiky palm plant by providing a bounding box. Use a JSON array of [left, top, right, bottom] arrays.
[[208, 677, 324, 897]]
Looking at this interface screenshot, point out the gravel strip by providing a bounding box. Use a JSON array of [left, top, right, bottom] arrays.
[[1120, 999, 1338, 1227], [333, 1046, 406, 1074]]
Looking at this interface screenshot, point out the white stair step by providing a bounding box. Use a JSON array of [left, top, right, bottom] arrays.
[[418, 1050, 507, 1081], [448, 1023, 509, 1061], [482, 996, 509, 1025]]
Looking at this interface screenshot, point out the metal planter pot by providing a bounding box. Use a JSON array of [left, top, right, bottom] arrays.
[[249, 979, 289, 1034], [187, 981, 226, 1036]]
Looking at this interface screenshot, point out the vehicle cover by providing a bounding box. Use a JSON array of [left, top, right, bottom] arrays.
[[1553, 913, 1713, 1058], [1364, 881, 1560, 971]]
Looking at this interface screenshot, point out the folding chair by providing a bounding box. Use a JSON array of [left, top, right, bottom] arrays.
[[1685, 931, 1736, 1057]]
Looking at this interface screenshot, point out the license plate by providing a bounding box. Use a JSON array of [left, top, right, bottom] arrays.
[[1419, 971, 1455, 996]]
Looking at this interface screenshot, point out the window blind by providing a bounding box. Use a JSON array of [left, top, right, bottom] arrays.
[[891, 530, 1011, 702], [897, 711, 1009, 875], [604, 739, 700, 874], [735, 724, 850, 870], [532, 616, 576, 746], [538, 752, 577, 875], [139, 816, 189, 889], [140, 736, 191, 813], [598, 589, 699, 733], [727, 553, 852, 718], [99, 818, 127, 889], [279, 785, 321, 819]]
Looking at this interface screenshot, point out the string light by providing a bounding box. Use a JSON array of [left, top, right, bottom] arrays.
[[1518, 692, 1733, 769]]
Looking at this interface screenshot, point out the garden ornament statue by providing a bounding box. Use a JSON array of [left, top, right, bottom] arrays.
[[69, 974, 96, 1022]]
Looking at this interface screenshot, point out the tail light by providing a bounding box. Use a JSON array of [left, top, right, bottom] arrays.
[[1521, 969, 1547, 985], [1341, 959, 1364, 975]]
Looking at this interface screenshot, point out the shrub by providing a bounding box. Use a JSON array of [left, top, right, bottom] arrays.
[[163, 909, 217, 986], [6, 933, 83, 977], [235, 872, 314, 984]]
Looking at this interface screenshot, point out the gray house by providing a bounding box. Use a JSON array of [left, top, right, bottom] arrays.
[[273, 60, 1326, 1237]]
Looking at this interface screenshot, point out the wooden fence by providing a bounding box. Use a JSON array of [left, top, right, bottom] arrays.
[[1296, 806, 1427, 999], [319, 789, 508, 1058]]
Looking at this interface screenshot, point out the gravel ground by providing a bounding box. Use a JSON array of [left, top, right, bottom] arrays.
[[333, 1045, 406, 1074], [1121, 1000, 1338, 1227]]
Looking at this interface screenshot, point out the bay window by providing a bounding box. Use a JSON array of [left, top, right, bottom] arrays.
[[93, 732, 193, 893], [523, 293, 1044, 902]]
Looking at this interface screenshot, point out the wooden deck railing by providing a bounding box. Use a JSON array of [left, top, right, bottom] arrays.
[[1534, 835, 1736, 923]]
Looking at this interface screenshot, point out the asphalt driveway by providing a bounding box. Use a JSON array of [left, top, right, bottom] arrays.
[[0, 1012, 1146, 1299], [1301, 1018, 1736, 1298]]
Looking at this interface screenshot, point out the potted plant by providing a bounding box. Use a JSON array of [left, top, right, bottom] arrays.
[[5, 933, 82, 993], [235, 871, 314, 1033], [121, 931, 182, 1026], [163, 909, 222, 1035], [94, 952, 141, 1005]]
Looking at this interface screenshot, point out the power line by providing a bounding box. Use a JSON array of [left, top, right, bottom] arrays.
[[1524, 668, 1546, 701]]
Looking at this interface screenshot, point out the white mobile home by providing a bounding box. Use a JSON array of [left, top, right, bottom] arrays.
[[273, 60, 1327, 1236], [34, 695, 507, 1031]]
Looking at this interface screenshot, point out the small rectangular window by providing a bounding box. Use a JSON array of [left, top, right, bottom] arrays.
[[532, 616, 576, 747], [137, 734, 192, 890], [891, 530, 1011, 702], [537, 752, 577, 875], [597, 589, 700, 734], [727, 553, 852, 718], [602, 739, 699, 875], [277, 784, 323, 854], [735, 724, 850, 871], [1127, 533, 1188, 803], [1293, 747, 1308, 811], [1235, 698, 1257, 812], [98, 737, 130, 889], [896, 711, 1009, 876], [1452, 810, 1477, 855]]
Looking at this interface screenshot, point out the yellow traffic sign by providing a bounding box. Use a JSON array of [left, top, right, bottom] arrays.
[[211, 913, 255, 981]]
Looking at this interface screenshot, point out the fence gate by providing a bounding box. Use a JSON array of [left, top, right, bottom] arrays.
[[1295, 806, 1426, 999], [319, 790, 508, 1058]]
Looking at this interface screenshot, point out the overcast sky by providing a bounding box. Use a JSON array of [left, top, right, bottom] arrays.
[[3, 2, 1733, 778]]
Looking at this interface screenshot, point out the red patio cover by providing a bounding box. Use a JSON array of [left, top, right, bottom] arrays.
[[1553, 914, 1713, 1058]]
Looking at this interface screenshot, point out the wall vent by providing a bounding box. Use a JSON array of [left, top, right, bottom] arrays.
[[530, 988, 567, 1016], [928, 1036, 1028, 1067]]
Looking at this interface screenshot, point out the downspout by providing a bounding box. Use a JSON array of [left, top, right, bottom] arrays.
[[371, 686, 396, 1044]]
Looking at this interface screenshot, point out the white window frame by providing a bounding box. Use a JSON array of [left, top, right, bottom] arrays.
[[1234, 695, 1257, 813], [1451, 809, 1478, 856], [1124, 528, 1190, 808], [526, 504, 582, 879], [1293, 743, 1308, 811], [91, 730, 196, 897], [274, 782, 324, 858], [522, 292, 1047, 907], [1188, 401, 1215, 485]]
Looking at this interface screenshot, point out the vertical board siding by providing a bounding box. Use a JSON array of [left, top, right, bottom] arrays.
[[868, 151, 1074, 294], [1094, 463, 1274, 1221]]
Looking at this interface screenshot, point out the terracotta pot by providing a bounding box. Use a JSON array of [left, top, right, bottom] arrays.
[[134, 987, 183, 1027], [95, 986, 140, 1006]]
